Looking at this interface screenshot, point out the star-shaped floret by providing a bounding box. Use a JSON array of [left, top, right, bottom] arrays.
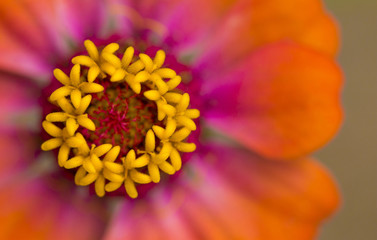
[[69, 145, 121, 197], [104, 149, 151, 198], [50, 64, 104, 104], [45, 95, 96, 136], [41, 121, 87, 167], [172, 93, 200, 131], [72, 40, 120, 82]]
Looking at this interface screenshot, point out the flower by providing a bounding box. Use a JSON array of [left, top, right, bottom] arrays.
[[0, 0, 342, 239]]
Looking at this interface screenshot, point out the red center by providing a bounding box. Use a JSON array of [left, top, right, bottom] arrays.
[[82, 79, 158, 157]]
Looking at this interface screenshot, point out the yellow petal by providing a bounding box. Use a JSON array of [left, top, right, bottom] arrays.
[[76, 95, 92, 114], [46, 112, 68, 122], [185, 109, 200, 119], [71, 55, 96, 67], [79, 173, 98, 186], [95, 175, 105, 197], [102, 42, 119, 54], [41, 138, 63, 151], [161, 104, 176, 117], [84, 40, 99, 60], [176, 116, 196, 131], [87, 66, 101, 83], [102, 52, 121, 68], [155, 77, 168, 95], [153, 50, 165, 69], [101, 62, 116, 75], [122, 46, 134, 68], [145, 130, 155, 152], [64, 156, 84, 169], [66, 118, 79, 136], [57, 98, 74, 114], [158, 161, 175, 175], [70, 89, 82, 109], [53, 68, 70, 86], [130, 170, 151, 184], [170, 128, 191, 142], [105, 181, 122, 192], [127, 60, 144, 74], [176, 93, 190, 112], [134, 71, 150, 83], [152, 125, 165, 140], [104, 146, 121, 162], [164, 118, 177, 139], [50, 86, 72, 102], [124, 149, 136, 167], [83, 158, 97, 173], [70, 64, 81, 87], [93, 144, 112, 157], [110, 68, 127, 82], [58, 144, 70, 167], [139, 53, 154, 72], [174, 142, 196, 152], [129, 82, 141, 94], [154, 143, 172, 164], [148, 163, 160, 183], [124, 179, 138, 198], [103, 169, 124, 182], [77, 115, 96, 131], [155, 68, 176, 79], [66, 135, 86, 148], [132, 154, 150, 168], [164, 92, 182, 104], [156, 100, 167, 121], [104, 162, 124, 174], [167, 75, 181, 90], [42, 121, 62, 137], [90, 154, 103, 171], [80, 82, 104, 93], [144, 90, 161, 101], [74, 166, 86, 185], [170, 148, 182, 171]]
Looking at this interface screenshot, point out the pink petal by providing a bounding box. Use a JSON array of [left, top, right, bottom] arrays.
[[103, 143, 340, 239], [0, 74, 40, 130]]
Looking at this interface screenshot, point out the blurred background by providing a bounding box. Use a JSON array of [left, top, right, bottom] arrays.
[[317, 0, 377, 239]]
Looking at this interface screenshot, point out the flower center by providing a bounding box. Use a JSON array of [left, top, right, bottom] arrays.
[[41, 40, 200, 199], [82, 81, 158, 155]]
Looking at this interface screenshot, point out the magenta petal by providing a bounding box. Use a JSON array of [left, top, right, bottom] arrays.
[[0, 75, 40, 130], [103, 142, 339, 239], [56, 0, 110, 43]]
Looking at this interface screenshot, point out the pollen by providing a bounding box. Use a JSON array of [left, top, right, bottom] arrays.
[[41, 40, 200, 198]]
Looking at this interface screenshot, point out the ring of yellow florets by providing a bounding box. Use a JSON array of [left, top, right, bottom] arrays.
[[41, 40, 200, 198]]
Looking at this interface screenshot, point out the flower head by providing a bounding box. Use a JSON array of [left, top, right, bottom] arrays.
[[0, 0, 342, 239], [41, 41, 199, 198]]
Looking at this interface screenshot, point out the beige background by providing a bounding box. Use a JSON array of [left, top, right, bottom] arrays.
[[317, 0, 377, 239]]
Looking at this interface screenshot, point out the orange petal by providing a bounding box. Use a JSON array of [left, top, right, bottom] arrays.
[[196, 0, 339, 73], [0, 24, 50, 78], [204, 42, 343, 160], [0, 179, 106, 240]]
